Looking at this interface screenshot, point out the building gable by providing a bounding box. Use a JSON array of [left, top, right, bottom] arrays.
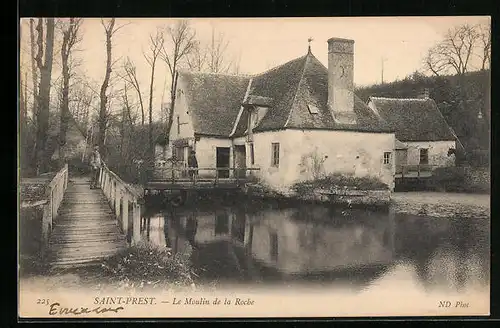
[[368, 97, 456, 142], [179, 71, 251, 137]]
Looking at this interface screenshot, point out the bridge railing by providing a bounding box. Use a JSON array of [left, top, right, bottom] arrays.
[[20, 163, 69, 259], [151, 166, 261, 185], [99, 161, 143, 246], [396, 164, 438, 177]]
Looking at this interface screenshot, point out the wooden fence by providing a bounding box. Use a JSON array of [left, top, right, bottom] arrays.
[[99, 161, 144, 245], [20, 163, 69, 259]]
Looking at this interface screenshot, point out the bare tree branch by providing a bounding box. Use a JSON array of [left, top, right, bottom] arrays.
[[144, 27, 164, 166], [423, 24, 481, 77], [58, 18, 83, 157], [159, 20, 196, 141], [97, 18, 116, 152], [119, 57, 145, 126]]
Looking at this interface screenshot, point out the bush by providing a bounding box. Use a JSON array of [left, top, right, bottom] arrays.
[[99, 241, 195, 290], [292, 173, 389, 194], [433, 166, 467, 192]]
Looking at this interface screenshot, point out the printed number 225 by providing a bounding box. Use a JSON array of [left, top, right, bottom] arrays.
[[37, 299, 50, 305]]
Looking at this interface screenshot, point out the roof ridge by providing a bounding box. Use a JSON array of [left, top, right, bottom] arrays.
[[177, 69, 252, 78], [253, 54, 308, 78], [283, 54, 310, 128], [370, 96, 431, 101]]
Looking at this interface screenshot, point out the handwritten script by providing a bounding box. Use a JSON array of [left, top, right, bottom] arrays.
[[48, 302, 125, 316]]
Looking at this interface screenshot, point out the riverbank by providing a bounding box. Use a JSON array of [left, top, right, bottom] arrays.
[[391, 192, 490, 219], [19, 242, 197, 293]]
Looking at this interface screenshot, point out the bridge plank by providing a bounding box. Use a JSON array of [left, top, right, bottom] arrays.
[[47, 177, 127, 268]]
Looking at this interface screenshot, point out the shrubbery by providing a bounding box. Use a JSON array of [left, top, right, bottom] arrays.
[[433, 166, 489, 193], [292, 173, 389, 194], [99, 241, 195, 290]]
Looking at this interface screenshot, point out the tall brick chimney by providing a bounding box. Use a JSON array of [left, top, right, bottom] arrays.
[[327, 37, 357, 125]]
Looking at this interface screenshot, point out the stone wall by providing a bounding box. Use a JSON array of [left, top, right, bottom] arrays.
[[464, 166, 490, 192]]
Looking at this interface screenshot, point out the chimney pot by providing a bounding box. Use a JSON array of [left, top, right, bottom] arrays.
[[327, 37, 356, 124]]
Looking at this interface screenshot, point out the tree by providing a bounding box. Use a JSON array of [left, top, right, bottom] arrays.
[[160, 20, 196, 142], [143, 28, 164, 169], [58, 18, 83, 162], [207, 27, 233, 74], [34, 18, 55, 174], [478, 23, 491, 71], [185, 27, 235, 74], [98, 18, 126, 155], [185, 40, 207, 72], [29, 19, 38, 119], [424, 24, 480, 77], [121, 57, 145, 126]]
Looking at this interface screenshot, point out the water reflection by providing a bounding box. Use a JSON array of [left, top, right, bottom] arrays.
[[139, 201, 489, 293]]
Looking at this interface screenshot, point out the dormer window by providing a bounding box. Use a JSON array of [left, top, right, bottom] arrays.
[[250, 106, 268, 129], [308, 104, 319, 114]]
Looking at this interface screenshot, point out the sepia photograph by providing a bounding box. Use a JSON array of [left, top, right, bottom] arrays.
[[18, 16, 490, 318]]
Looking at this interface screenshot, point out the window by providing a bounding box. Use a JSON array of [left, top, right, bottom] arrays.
[[271, 143, 280, 167], [307, 104, 319, 114], [269, 232, 278, 261], [250, 143, 255, 165], [383, 152, 391, 164], [419, 148, 429, 164]]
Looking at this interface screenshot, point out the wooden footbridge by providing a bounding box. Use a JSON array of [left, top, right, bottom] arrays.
[[20, 162, 259, 268], [20, 162, 144, 268]]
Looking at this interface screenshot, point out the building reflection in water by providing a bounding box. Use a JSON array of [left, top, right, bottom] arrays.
[[139, 202, 489, 291]]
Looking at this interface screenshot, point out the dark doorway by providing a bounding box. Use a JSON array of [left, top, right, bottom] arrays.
[[216, 147, 230, 178], [233, 145, 246, 179]]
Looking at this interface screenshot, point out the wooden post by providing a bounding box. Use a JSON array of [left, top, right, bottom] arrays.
[[64, 165, 68, 190], [171, 163, 175, 184], [106, 174, 111, 199], [102, 172, 108, 196], [111, 181, 116, 209], [50, 188, 55, 222], [115, 185, 121, 219], [40, 203, 52, 260], [122, 194, 129, 234], [99, 167, 103, 188], [132, 201, 141, 245]]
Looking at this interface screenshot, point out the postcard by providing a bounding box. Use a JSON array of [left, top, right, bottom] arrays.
[[18, 16, 491, 318]]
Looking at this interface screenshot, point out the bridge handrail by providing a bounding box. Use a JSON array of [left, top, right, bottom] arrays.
[[19, 163, 69, 259], [153, 166, 261, 172], [98, 161, 143, 246], [100, 161, 142, 200]]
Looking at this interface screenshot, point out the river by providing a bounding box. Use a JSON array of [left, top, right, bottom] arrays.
[[138, 194, 490, 297]]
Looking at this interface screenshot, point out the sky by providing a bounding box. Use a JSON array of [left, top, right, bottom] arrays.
[[19, 16, 490, 121]]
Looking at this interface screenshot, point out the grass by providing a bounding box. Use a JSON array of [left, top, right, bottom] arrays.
[[97, 241, 195, 290], [20, 242, 196, 292], [292, 173, 389, 194]]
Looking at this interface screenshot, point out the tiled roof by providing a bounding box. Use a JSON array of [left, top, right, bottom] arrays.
[[182, 52, 392, 138], [369, 97, 456, 142], [179, 72, 251, 137], [249, 52, 391, 133]]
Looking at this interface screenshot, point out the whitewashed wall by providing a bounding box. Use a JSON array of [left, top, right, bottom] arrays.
[[404, 140, 456, 167], [168, 78, 196, 143], [194, 137, 233, 177], [251, 129, 396, 191]]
